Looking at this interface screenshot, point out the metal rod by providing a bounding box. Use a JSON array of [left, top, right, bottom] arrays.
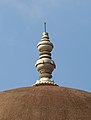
[[44, 22, 46, 32]]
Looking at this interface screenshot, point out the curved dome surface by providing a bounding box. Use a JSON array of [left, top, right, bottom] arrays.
[[0, 86, 91, 120]]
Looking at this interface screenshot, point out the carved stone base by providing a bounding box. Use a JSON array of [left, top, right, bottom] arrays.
[[33, 78, 58, 86]]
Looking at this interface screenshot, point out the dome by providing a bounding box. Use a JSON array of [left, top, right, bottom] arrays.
[[0, 23, 91, 120], [0, 86, 91, 120]]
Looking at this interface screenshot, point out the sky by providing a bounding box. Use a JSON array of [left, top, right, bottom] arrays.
[[0, 0, 91, 92]]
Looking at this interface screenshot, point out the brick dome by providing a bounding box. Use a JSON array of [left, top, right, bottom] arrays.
[[0, 86, 91, 120]]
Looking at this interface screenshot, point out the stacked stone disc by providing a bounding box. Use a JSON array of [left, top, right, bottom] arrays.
[[34, 32, 57, 86]]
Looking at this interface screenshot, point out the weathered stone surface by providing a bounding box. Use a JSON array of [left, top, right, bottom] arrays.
[[0, 86, 91, 120]]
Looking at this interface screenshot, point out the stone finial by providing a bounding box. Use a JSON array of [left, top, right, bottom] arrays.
[[33, 24, 57, 86]]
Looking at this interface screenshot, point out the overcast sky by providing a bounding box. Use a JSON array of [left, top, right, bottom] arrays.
[[0, 0, 91, 92]]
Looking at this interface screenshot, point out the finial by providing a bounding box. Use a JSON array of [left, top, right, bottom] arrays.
[[33, 25, 58, 86], [44, 22, 46, 32]]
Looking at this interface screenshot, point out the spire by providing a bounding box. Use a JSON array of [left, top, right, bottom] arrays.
[[33, 23, 57, 86], [44, 22, 46, 32]]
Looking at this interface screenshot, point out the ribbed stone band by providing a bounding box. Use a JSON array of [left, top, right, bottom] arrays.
[[33, 78, 58, 86]]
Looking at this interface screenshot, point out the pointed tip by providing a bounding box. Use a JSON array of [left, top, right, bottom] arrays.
[[44, 22, 46, 32]]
